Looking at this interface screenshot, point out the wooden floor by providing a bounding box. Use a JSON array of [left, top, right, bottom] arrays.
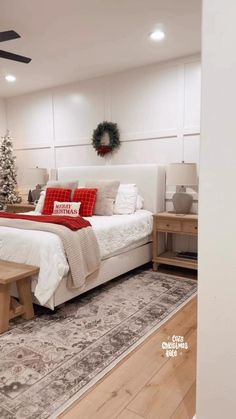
[[60, 269, 197, 419]]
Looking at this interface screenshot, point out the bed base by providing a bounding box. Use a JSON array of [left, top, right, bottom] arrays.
[[52, 242, 152, 307]]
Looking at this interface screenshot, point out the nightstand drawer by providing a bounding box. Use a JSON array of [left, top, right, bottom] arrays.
[[156, 219, 181, 232], [182, 221, 198, 234]]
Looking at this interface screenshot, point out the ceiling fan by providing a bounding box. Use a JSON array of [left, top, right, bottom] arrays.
[[0, 30, 31, 64]]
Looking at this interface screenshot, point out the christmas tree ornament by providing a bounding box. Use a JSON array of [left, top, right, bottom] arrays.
[[0, 130, 21, 210]]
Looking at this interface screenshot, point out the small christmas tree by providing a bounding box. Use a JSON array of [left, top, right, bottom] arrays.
[[0, 130, 21, 209]]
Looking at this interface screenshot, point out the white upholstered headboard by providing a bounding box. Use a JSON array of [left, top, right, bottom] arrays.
[[56, 164, 165, 214]]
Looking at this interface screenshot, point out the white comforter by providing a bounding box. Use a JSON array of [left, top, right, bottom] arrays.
[[0, 210, 153, 305], [89, 210, 153, 258]]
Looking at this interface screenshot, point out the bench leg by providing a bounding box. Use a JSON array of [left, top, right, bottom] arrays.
[[0, 284, 10, 334], [17, 277, 34, 320]]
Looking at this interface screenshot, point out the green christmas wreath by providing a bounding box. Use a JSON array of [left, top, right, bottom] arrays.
[[92, 121, 120, 157]]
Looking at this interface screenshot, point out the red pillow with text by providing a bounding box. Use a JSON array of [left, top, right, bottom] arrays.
[[73, 188, 97, 217], [42, 188, 72, 215]]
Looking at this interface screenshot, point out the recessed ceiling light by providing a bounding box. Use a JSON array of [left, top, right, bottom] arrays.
[[149, 30, 165, 41], [5, 74, 16, 82]]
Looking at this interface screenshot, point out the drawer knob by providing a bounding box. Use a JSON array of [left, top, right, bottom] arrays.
[[195, 226, 197, 230], [166, 224, 170, 227]]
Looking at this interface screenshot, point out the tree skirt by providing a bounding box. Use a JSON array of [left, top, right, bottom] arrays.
[[0, 268, 197, 419]]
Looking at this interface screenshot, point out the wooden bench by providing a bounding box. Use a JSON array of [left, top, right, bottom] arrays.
[[0, 260, 39, 334]]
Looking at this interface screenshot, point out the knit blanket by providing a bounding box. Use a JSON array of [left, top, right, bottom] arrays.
[[0, 214, 101, 290]]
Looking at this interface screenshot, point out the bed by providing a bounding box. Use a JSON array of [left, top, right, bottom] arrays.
[[1, 164, 165, 309]]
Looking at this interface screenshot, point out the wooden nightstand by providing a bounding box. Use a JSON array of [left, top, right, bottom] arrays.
[[152, 212, 198, 271], [5, 203, 36, 214]]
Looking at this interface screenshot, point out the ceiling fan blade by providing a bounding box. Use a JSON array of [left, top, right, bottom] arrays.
[[0, 30, 20, 43], [0, 50, 31, 63]]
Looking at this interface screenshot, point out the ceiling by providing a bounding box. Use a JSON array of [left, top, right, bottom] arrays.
[[0, 0, 201, 98]]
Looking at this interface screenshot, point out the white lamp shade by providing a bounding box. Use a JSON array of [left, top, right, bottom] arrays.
[[166, 163, 198, 186], [21, 168, 48, 188]]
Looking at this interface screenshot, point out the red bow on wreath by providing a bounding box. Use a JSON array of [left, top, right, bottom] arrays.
[[97, 145, 112, 156]]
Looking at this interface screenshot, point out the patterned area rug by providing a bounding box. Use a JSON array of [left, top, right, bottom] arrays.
[[0, 268, 197, 419]]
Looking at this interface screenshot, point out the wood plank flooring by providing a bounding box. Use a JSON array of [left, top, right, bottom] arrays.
[[60, 294, 197, 419]]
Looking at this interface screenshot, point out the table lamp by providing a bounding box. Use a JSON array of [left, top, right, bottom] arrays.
[[21, 168, 48, 203], [166, 163, 198, 214]]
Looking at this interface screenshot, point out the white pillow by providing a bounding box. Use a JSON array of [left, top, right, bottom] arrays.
[[35, 191, 46, 213], [52, 201, 81, 217], [136, 194, 144, 210], [114, 184, 138, 215]]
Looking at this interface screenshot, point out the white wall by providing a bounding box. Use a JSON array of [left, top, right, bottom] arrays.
[[5, 55, 201, 174], [0, 99, 6, 137], [197, 0, 236, 418]]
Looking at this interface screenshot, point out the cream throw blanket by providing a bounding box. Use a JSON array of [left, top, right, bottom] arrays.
[[0, 218, 101, 289]]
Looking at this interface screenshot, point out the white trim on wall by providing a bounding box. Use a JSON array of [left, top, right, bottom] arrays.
[[5, 54, 201, 170], [14, 144, 52, 151]]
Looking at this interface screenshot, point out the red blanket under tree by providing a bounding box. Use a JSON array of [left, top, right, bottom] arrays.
[[0, 212, 91, 231]]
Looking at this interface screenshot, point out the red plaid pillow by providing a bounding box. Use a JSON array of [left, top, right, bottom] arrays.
[[73, 188, 97, 217], [42, 188, 72, 215]]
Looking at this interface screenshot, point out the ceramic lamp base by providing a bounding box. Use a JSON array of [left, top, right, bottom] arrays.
[[172, 192, 193, 214]]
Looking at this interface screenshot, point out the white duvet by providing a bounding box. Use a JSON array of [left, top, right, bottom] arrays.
[[88, 210, 153, 259], [0, 210, 153, 305]]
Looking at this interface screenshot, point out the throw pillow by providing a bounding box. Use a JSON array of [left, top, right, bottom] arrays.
[[136, 194, 144, 210], [42, 188, 72, 215], [46, 180, 78, 199], [85, 180, 120, 216], [46, 180, 78, 190], [73, 188, 97, 217], [35, 190, 46, 213], [52, 201, 81, 217], [114, 184, 138, 214]]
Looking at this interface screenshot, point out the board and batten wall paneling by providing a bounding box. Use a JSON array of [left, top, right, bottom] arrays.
[[182, 60, 201, 174], [56, 144, 104, 167], [53, 78, 107, 147], [6, 91, 54, 150], [6, 55, 201, 174], [183, 135, 200, 165], [111, 137, 182, 165], [16, 148, 55, 187], [109, 64, 183, 139], [184, 61, 201, 130], [0, 98, 6, 136]]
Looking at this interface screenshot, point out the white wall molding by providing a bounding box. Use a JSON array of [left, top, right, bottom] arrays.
[[119, 128, 178, 142], [5, 56, 201, 170], [14, 144, 52, 151], [54, 128, 179, 149], [183, 127, 200, 136], [55, 141, 93, 148]]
